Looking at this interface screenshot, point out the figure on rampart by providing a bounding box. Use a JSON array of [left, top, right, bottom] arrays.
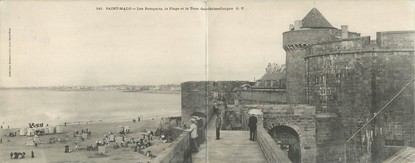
[[248, 114, 257, 141], [185, 118, 199, 152]]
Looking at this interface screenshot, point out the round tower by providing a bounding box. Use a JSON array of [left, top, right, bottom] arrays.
[[283, 8, 340, 104]]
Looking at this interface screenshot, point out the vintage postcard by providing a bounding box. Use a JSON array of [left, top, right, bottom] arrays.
[[0, 0, 414, 162]]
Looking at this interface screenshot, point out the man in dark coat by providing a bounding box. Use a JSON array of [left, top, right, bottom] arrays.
[[215, 114, 221, 140], [213, 101, 218, 116], [196, 117, 204, 144], [248, 114, 257, 141]]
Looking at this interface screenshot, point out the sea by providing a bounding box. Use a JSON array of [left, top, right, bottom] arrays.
[[0, 89, 181, 128]]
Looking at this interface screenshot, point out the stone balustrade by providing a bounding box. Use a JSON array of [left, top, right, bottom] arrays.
[[256, 126, 292, 163]]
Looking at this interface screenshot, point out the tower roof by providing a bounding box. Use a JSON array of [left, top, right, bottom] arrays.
[[301, 8, 335, 29]]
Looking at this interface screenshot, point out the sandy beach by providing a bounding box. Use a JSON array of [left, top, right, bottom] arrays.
[[0, 118, 178, 163]]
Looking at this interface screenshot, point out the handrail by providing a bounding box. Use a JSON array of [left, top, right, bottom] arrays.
[[343, 76, 415, 163]]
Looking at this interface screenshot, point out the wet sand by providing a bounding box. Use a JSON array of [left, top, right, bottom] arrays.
[[0, 118, 175, 163]]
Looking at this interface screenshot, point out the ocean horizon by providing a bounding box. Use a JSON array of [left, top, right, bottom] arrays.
[[0, 89, 181, 128]]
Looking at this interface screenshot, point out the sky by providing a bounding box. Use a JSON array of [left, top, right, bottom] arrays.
[[0, 0, 414, 87]]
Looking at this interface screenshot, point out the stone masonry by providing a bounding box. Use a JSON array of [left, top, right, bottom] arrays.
[[181, 8, 415, 163]]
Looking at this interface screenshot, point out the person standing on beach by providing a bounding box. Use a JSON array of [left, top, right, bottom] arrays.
[[31, 151, 34, 158], [215, 114, 221, 140], [185, 119, 198, 152], [248, 114, 258, 141]]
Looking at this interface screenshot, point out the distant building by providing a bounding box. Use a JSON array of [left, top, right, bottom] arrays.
[[254, 63, 286, 89]]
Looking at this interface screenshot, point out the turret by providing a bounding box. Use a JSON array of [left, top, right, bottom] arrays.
[[283, 8, 339, 104]]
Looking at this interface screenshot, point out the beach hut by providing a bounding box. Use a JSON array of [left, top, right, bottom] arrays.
[[19, 128, 27, 136], [48, 126, 55, 134], [33, 128, 45, 135], [56, 126, 63, 133], [44, 128, 49, 134], [27, 128, 34, 136], [109, 134, 115, 142], [98, 146, 107, 154]]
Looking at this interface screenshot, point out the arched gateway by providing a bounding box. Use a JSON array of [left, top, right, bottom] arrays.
[[262, 104, 317, 163], [269, 125, 301, 163]]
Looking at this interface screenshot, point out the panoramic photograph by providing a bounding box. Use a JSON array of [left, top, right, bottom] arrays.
[[0, 0, 414, 162]]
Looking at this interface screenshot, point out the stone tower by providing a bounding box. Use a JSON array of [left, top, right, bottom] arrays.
[[283, 8, 339, 104]]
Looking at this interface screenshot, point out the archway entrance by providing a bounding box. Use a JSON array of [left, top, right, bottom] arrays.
[[269, 125, 301, 163]]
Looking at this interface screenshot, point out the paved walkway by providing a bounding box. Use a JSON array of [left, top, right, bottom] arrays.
[[191, 115, 266, 163]]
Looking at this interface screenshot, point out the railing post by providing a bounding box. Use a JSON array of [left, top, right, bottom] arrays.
[[344, 144, 347, 163]]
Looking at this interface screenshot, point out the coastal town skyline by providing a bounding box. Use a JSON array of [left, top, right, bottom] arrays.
[[0, 83, 183, 92], [1, 0, 413, 87], [0, 83, 182, 88]]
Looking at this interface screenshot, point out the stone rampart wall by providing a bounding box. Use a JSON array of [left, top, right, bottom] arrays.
[[257, 126, 292, 163], [153, 132, 191, 163], [305, 31, 415, 162], [377, 31, 415, 49], [239, 89, 286, 104], [181, 81, 250, 125]]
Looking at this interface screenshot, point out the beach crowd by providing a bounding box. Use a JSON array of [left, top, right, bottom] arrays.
[[9, 151, 35, 159]]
